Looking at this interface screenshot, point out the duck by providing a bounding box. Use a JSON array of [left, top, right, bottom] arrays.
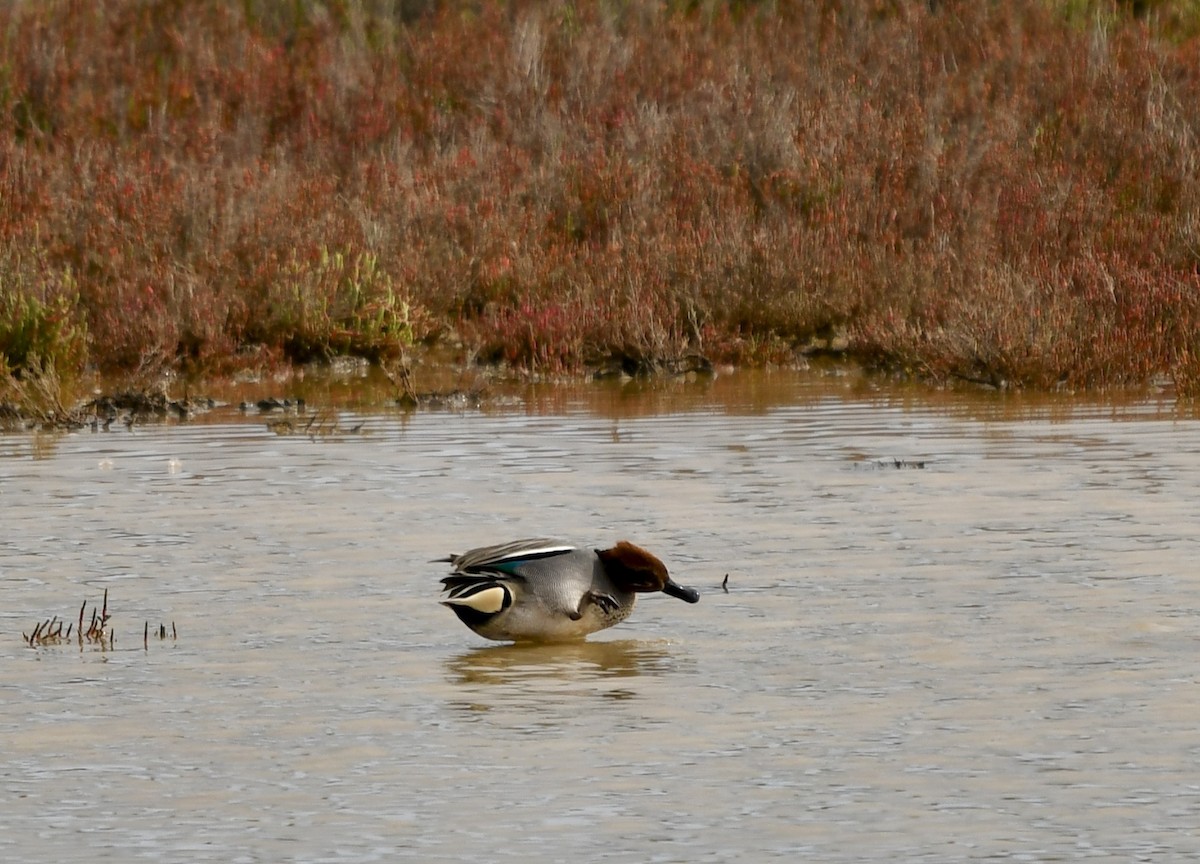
[[437, 538, 700, 642]]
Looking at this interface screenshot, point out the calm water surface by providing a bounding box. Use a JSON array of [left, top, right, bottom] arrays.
[[3, 371, 1200, 861]]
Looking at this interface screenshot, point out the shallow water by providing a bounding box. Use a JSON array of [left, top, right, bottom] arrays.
[[3, 370, 1200, 861]]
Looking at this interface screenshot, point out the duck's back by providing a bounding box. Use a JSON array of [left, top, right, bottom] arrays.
[[501, 546, 608, 618]]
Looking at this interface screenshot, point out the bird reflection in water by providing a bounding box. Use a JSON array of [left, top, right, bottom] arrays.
[[442, 640, 687, 719], [446, 639, 679, 686]]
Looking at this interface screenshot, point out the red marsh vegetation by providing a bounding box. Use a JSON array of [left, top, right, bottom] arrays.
[[2, 0, 1200, 393]]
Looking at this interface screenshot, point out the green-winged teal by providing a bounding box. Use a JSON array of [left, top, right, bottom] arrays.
[[438, 538, 700, 642]]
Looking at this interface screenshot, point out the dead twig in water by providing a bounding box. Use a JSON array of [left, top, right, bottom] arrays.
[[144, 620, 177, 650], [25, 590, 172, 652]]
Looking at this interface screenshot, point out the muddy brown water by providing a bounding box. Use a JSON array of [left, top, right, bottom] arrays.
[[3, 370, 1200, 861]]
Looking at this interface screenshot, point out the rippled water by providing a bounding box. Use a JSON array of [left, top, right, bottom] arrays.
[[3, 371, 1200, 861]]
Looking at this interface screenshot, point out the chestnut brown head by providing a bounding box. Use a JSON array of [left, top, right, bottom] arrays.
[[596, 541, 700, 603]]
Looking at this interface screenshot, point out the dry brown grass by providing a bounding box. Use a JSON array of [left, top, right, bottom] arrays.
[[1, 1, 1200, 391]]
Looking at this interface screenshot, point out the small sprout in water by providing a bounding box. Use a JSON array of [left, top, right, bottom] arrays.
[[26, 592, 172, 651]]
